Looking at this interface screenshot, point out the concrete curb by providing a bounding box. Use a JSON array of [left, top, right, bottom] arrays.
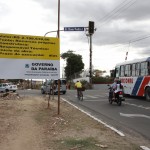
[[61, 98, 150, 150], [61, 97, 125, 137]]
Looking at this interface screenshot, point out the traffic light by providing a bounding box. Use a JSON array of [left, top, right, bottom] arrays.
[[89, 21, 94, 34]]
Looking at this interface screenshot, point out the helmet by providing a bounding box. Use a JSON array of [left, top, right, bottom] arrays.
[[114, 78, 119, 82], [117, 79, 121, 83]]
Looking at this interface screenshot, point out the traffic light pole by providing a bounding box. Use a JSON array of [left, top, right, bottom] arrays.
[[89, 34, 92, 86], [88, 21, 94, 88]]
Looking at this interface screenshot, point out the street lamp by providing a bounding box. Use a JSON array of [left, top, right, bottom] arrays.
[[44, 0, 60, 38]]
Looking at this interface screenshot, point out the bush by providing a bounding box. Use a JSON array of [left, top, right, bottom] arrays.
[[92, 77, 114, 84]]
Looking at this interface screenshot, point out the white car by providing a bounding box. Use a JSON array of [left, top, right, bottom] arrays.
[[0, 83, 18, 92]]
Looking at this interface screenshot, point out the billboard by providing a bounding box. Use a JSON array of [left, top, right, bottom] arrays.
[[0, 33, 60, 79]]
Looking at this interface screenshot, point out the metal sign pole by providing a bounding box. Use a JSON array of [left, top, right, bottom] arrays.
[[57, 0, 60, 115]]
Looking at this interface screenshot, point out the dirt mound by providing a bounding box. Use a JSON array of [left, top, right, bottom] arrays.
[[0, 92, 22, 100]]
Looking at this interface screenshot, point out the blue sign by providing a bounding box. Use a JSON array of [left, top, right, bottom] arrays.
[[64, 27, 84, 31]]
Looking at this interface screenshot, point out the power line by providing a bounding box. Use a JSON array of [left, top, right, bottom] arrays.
[[103, 0, 137, 24], [98, 0, 129, 22], [111, 34, 150, 48], [97, 0, 137, 28], [130, 35, 150, 43]]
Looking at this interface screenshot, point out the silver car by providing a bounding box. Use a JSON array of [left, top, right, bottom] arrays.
[[0, 84, 6, 92], [41, 79, 67, 95]]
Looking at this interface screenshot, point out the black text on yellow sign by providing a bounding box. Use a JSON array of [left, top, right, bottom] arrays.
[[0, 33, 60, 60]]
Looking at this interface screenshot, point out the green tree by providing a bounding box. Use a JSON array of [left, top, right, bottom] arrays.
[[61, 50, 84, 80]]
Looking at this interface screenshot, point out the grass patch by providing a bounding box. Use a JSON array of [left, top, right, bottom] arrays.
[[59, 137, 102, 150], [34, 110, 49, 124]]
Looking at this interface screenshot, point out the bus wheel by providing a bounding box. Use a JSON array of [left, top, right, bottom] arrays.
[[145, 88, 150, 101]]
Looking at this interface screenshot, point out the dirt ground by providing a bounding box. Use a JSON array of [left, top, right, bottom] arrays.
[[0, 93, 150, 150]]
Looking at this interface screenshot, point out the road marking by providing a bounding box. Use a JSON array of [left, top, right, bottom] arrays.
[[140, 146, 150, 150], [86, 95, 98, 98], [85, 99, 106, 102], [120, 113, 150, 119], [61, 98, 125, 137], [95, 95, 106, 98], [124, 102, 150, 110]]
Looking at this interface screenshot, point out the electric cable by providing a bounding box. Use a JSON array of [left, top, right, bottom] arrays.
[[97, 0, 137, 28]]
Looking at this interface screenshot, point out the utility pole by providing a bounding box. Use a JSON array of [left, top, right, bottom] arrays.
[[57, 0, 60, 115], [88, 21, 95, 87]]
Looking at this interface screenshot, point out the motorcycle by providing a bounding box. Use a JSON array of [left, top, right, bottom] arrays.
[[108, 85, 125, 106]]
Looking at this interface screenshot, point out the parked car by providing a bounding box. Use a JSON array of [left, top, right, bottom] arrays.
[[0, 84, 6, 92], [41, 79, 67, 95], [0, 83, 18, 92]]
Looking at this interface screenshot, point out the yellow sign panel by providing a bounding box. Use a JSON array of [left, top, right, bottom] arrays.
[[0, 33, 60, 60]]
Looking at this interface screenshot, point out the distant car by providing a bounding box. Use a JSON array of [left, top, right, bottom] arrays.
[[41, 79, 67, 95], [0, 83, 18, 92], [0, 84, 6, 92]]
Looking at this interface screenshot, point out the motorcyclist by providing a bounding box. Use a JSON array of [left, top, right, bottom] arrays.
[[113, 79, 123, 99], [111, 78, 118, 90], [109, 78, 118, 99]]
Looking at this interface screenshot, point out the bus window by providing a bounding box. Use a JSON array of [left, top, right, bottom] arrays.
[[141, 62, 148, 76], [115, 66, 120, 77], [125, 64, 131, 77], [148, 62, 150, 75], [136, 63, 140, 76], [120, 65, 124, 77], [132, 63, 136, 76]]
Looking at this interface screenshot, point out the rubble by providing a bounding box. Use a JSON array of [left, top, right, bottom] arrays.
[[0, 92, 22, 100]]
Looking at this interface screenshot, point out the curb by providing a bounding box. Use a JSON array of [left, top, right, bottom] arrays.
[[61, 97, 125, 137], [61, 98, 150, 150]]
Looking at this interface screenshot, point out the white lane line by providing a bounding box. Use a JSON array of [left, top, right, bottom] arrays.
[[140, 146, 150, 150], [120, 113, 150, 119], [86, 95, 98, 98], [61, 98, 125, 137], [124, 102, 150, 110], [85, 99, 106, 102], [95, 95, 106, 98]]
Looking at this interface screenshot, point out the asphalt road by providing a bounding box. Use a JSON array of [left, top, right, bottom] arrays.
[[61, 89, 150, 141], [18, 89, 150, 141]]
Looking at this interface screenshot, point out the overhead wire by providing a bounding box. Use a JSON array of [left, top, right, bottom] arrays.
[[98, 0, 129, 22], [94, 0, 149, 53], [111, 34, 150, 48], [96, 0, 137, 28], [86, 0, 138, 45]]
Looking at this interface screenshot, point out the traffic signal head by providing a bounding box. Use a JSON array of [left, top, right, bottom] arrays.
[[89, 21, 94, 34]]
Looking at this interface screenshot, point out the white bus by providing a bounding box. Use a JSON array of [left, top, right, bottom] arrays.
[[114, 57, 150, 100]]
